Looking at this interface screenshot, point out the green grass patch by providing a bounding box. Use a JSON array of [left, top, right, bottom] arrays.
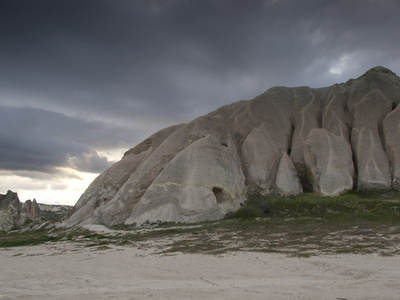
[[228, 190, 400, 223], [0, 233, 62, 247]]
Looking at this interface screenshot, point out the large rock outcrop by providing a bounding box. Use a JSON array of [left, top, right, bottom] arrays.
[[0, 191, 41, 231], [67, 66, 400, 227]]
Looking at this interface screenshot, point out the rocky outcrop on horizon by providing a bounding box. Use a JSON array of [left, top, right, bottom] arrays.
[[67, 66, 400, 227], [0, 190, 41, 231]]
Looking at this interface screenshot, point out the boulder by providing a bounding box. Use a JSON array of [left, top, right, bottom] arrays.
[[304, 129, 354, 196]]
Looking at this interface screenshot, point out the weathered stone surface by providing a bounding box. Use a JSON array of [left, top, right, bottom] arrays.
[[322, 86, 350, 140], [0, 191, 41, 231], [290, 87, 321, 189], [351, 89, 392, 190], [19, 199, 41, 225], [304, 129, 354, 196], [347, 66, 400, 116], [0, 190, 20, 214], [0, 210, 14, 232], [0, 190, 22, 231], [383, 105, 400, 190], [241, 122, 291, 194], [275, 152, 303, 196], [66, 66, 400, 227], [125, 135, 246, 225], [66, 124, 185, 226]]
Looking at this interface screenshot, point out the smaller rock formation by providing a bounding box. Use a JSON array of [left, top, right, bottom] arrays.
[[0, 191, 41, 231], [303, 129, 355, 196], [275, 152, 303, 196], [20, 199, 41, 224]]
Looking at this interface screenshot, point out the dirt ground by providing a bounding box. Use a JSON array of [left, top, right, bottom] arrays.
[[0, 232, 399, 300]]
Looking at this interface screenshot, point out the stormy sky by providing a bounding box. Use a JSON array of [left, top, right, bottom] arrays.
[[1, 0, 400, 205]]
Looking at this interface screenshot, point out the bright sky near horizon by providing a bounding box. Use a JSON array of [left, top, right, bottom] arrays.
[[1, 0, 400, 205]]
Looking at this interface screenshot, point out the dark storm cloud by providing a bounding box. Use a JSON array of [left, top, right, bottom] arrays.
[[1, 0, 398, 115], [0, 106, 139, 173], [1, 0, 400, 176]]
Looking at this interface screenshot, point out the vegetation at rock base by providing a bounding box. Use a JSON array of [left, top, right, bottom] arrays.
[[1, 191, 400, 257], [228, 190, 400, 222], [0, 229, 64, 248]]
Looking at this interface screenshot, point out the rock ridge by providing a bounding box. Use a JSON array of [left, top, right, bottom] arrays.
[[67, 66, 400, 227]]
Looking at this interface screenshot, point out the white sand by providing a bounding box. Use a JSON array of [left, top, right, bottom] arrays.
[[0, 241, 399, 300]]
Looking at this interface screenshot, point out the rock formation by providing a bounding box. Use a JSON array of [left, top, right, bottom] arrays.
[[303, 129, 354, 196], [67, 66, 400, 227], [0, 190, 41, 231], [383, 104, 400, 189]]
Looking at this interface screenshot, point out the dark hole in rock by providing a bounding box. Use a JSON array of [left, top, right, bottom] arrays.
[[212, 187, 225, 203]]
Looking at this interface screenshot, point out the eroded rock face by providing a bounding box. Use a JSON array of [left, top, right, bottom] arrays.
[[0, 191, 20, 231], [304, 129, 355, 196], [67, 66, 400, 227], [125, 135, 246, 225], [321, 86, 350, 140], [351, 89, 392, 190], [383, 105, 400, 190], [275, 152, 303, 196], [0, 191, 41, 231], [241, 123, 291, 194], [19, 199, 41, 224]]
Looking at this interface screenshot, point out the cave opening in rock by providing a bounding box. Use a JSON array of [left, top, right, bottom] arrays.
[[212, 187, 225, 203]]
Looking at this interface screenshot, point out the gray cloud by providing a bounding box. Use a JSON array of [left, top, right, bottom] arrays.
[[67, 151, 112, 174], [0, 106, 139, 173], [1, 0, 400, 182]]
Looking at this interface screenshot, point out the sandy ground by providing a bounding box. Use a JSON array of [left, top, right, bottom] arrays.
[[0, 237, 399, 300]]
